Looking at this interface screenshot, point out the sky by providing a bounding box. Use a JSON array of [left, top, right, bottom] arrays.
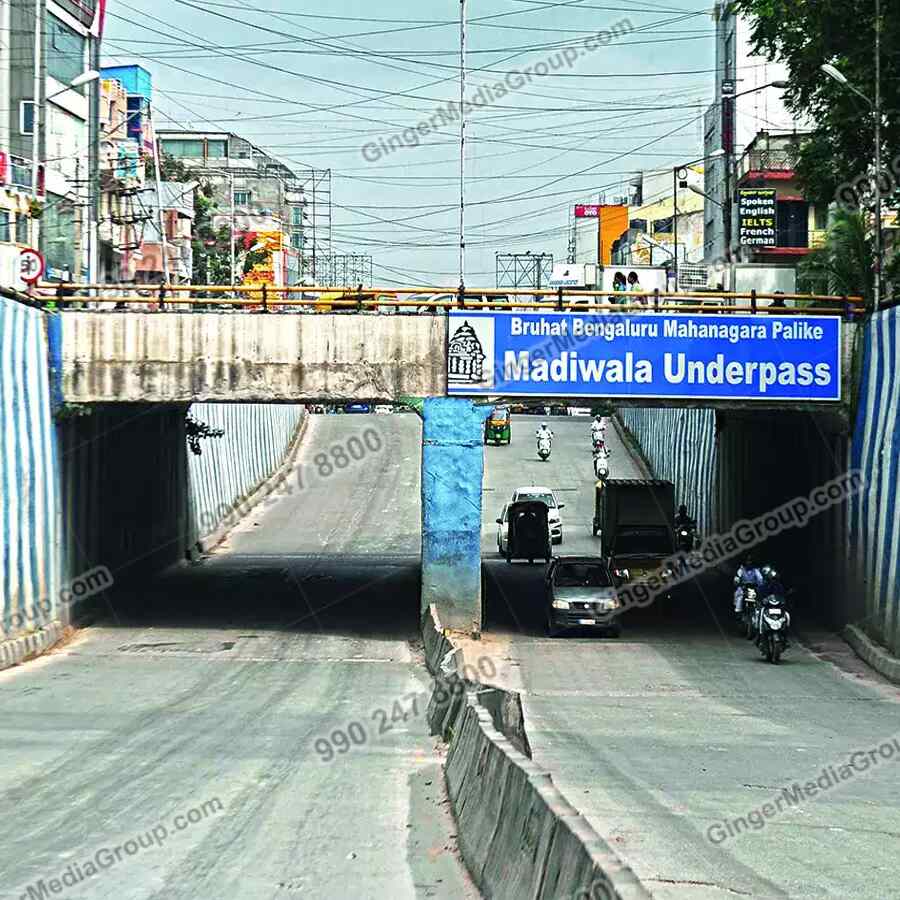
[[102, 0, 717, 287]]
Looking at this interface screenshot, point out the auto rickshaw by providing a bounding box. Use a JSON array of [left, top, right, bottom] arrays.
[[484, 405, 511, 445], [505, 499, 552, 564]]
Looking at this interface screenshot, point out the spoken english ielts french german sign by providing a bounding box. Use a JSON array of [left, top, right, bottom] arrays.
[[446, 311, 841, 402]]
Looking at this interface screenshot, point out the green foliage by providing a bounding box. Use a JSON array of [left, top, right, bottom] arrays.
[[732, 0, 899, 208], [798, 209, 874, 302]]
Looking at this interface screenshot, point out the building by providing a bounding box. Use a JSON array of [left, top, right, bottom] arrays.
[[0, 0, 105, 287], [611, 165, 706, 270], [733, 130, 827, 265], [703, 1, 802, 263], [133, 182, 195, 284], [97, 69, 149, 283], [154, 130, 330, 286]]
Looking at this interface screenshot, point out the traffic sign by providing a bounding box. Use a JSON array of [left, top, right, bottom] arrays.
[[19, 247, 45, 285]]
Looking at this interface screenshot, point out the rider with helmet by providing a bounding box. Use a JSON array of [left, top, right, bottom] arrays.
[[733, 553, 763, 614]]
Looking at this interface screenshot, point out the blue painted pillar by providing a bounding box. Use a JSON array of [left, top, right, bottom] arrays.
[[421, 397, 491, 633]]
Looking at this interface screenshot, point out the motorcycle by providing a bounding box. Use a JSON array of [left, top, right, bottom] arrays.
[[537, 434, 552, 461], [675, 524, 697, 552], [593, 452, 609, 480], [756, 593, 790, 663], [738, 584, 759, 639]]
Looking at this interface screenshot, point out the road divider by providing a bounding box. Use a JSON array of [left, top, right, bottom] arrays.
[[421, 606, 650, 900]]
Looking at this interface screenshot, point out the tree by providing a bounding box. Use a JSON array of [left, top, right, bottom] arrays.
[[732, 0, 899, 208]]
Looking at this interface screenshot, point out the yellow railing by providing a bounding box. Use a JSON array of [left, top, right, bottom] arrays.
[[30, 284, 867, 317]]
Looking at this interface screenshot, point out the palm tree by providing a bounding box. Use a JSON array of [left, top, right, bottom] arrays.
[[799, 209, 875, 308]]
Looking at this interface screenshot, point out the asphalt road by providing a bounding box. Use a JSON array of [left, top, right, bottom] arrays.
[[476, 414, 900, 900], [0, 412, 479, 900]]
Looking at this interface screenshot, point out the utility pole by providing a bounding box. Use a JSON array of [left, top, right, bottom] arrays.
[[229, 171, 236, 290], [30, 0, 42, 243], [149, 109, 170, 285], [458, 0, 466, 291]]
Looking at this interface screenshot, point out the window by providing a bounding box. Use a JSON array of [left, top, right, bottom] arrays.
[[206, 140, 227, 158], [291, 207, 304, 227], [653, 216, 674, 234], [290, 231, 304, 250], [161, 139, 204, 158], [776, 200, 809, 248], [15, 214, 28, 244], [20, 101, 34, 135], [0, 211, 10, 243], [46, 15, 86, 89], [233, 190, 251, 205]]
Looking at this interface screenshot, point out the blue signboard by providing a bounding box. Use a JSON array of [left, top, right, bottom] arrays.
[[446, 311, 841, 402]]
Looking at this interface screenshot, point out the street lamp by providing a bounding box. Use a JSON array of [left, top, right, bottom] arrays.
[[820, 60, 882, 309], [673, 148, 725, 289]]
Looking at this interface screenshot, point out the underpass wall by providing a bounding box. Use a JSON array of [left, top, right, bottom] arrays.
[[617, 408, 717, 534], [0, 297, 62, 663], [849, 307, 900, 655], [187, 403, 306, 546]]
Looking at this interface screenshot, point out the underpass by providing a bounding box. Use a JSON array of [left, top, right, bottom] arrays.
[[0, 412, 480, 900], [472, 415, 900, 900]]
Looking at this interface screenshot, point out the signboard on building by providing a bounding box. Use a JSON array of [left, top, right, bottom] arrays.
[[446, 311, 841, 402], [548, 264, 594, 287], [574, 204, 601, 218], [738, 188, 777, 246]]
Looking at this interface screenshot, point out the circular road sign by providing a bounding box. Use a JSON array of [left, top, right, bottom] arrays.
[[19, 247, 45, 285]]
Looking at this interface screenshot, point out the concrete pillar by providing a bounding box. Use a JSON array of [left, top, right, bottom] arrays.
[[420, 397, 491, 633]]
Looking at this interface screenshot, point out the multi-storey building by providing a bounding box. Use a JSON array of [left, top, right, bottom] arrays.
[[154, 130, 329, 286], [703, 1, 802, 264], [0, 0, 104, 287]]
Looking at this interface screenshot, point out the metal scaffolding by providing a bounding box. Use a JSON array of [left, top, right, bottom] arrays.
[[319, 254, 373, 287], [285, 169, 332, 283], [495, 252, 553, 289]]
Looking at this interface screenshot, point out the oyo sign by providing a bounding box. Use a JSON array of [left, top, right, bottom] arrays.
[[574, 204, 602, 218]]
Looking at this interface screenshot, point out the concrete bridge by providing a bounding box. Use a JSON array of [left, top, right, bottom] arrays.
[[54, 309, 860, 415], [44, 306, 863, 632]]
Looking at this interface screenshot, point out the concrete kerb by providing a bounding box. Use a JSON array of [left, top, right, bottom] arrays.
[[194, 409, 309, 555], [843, 623, 900, 685], [0, 621, 67, 674], [422, 604, 650, 900]]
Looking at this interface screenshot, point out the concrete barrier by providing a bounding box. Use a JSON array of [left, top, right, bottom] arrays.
[[421, 605, 650, 900]]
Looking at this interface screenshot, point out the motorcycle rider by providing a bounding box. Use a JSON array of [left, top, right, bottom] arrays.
[[757, 566, 790, 645], [590, 416, 606, 439], [536, 422, 553, 441], [733, 553, 763, 614]]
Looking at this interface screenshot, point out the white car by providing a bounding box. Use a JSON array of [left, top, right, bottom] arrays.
[[510, 486, 565, 544]]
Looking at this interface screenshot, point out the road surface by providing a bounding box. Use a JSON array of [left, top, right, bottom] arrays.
[[477, 414, 900, 900], [0, 412, 478, 900]]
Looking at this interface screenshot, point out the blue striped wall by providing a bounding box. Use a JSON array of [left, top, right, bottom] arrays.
[[187, 403, 305, 539], [850, 307, 900, 655], [0, 297, 60, 641], [618, 407, 717, 535]]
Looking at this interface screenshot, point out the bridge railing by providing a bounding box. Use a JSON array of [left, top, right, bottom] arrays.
[[29, 284, 866, 317]]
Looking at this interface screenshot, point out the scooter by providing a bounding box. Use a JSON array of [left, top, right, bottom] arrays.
[[537, 434, 552, 461], [756, 593, 790, 663], [738, 584, 758, 639], [593, 452, 609, 480], [675, 524, 697, 552]]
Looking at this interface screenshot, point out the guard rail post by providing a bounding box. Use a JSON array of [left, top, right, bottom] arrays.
[[653, 287, 660, 311], [158, 284, 166, 311], [750, 289, 757, 314], [556, 287, 563, 311]]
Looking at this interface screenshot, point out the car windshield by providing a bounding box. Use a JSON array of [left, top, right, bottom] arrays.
[[491, 408, 509, 422], [516, 491, 555, 508], [554, 563, 612, 588], [614, 531, 672, 555]]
